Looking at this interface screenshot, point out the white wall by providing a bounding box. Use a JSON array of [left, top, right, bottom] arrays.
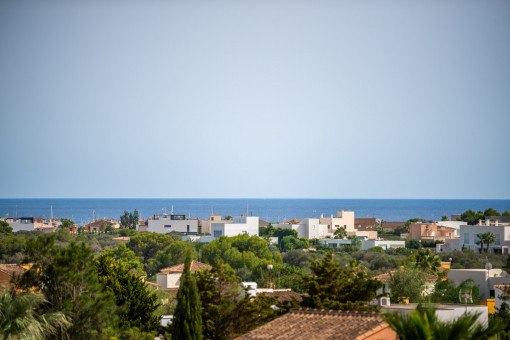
[[435, 221, 464, 237], [210, 216, 259, 238], [156, 273, 181, 289], [148, 218, 199, 234], [460, 225, 510, 253]]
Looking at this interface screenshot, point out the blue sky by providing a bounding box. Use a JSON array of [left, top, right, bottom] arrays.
[[1, 0, 509, 199]]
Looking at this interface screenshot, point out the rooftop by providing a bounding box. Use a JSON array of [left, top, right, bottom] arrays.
[[237, 309, 394, 340], [158, 260, 212, 274]]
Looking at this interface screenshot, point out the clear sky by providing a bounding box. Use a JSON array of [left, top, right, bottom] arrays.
[[1, 0, 509, 199]]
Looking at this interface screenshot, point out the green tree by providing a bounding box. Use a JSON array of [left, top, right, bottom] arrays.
[[334, 227, 347, 239], [149, 240, 194, 276], [172, 253, 202, 340], [16, 235, 116, 339], [95, 254, 160, 332], [503, 210, 510, 217], [383, 304, 503, 340], [441, 215, 449, 221], [120, 210, 140, 230], [414, 249, 441, 273], [476, 233, 485, 254], [301, 252, 382, 311], [0, 220, 13, 235], [484, 208, 501, 218], [406, 239, 422, 249], [430, 279, 481, 305], [280, 235, 308, 251], [483, 232, 497, 253], [272, 228, 298, 243], [195, 262, 281, 339], [0, 290, 69, 339], [127, 232, 173, 266], [60, 218, 75, 229], [461, 210, 484, 225], [389, 267, 426, 303], [103, 242, 144, 273]]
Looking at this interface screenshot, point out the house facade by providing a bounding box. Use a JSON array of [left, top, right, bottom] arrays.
[[147, 214, 199, 235]]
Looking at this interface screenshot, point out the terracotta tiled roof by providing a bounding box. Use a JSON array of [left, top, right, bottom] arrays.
[[237, 309, 395, 340], [381, 222, 406, 231], [0, 264, 27, 278], [258, 289, 303, 303], [283, 219, 300, 224], [373, 270, 437, 282], [159, 260, 212, 274]]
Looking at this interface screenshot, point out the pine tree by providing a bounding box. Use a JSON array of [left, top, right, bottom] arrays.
[[172, 253, 202, 340]]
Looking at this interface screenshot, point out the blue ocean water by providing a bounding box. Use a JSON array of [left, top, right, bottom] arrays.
[[0, 199, 509, 226]]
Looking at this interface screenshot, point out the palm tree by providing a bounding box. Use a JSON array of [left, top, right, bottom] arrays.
[[483, 232, 497, 253], [0, 290, 69, 340], [383, 304, 503, 340], [476, 233, 485, 254], [414, 249, 441, 273]]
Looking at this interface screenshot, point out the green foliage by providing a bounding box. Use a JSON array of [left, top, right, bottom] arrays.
[[349, 235, 362, 248], [351, 250, 403, 272], [301, 252, 382, 311], [149, 240, 194, 276], [0, 236, 25, 262], [484, 208, 501, 217], [334, 227, 347, 239], [430, 279, 481, 304], [503, 210, 510, 217], [282, 250, 310, 270], [120, 210, 140, 230], [172, 254, 202, 340], [195, 262, 281, 339], [383, 304, 503, 340], [120, 228, 138, 237], [493, 302, 510, 337], [405, 238, 422, 249], [440, 249, 506, 269], [60, 218, 75, 229], [460, 209, 485, 225], [280, 235, 308, 251], [259, 223, 275, 237], [127, 232, 173, 266], [0, 220, 13, 235], [17, 235, 117, 339], [273, 228, 298, 242], [95, 254, 160, 332], [0, 290, 69, 339], [102, 242, 144, 273], [389, 267, 426, 303], [413, 249, 441, 273], [441, 215, 449, 221], [200, 234, 282, 283]]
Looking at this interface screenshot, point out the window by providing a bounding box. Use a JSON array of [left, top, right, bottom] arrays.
[[164, 224, 172, 228], [464, 233, 470, 244], [496, 234, 501, 245], [187, 225, 190, 233], [213, 230, 222, 238]]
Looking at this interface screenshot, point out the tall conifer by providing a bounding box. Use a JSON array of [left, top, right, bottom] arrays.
[[172, 253, 202, 340]]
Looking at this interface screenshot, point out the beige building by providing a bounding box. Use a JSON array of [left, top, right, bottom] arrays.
[[409, 222, 456, 242], [200, 214, 233, 235], [156, 261, 212, 290], [319, 210, 355, 234]]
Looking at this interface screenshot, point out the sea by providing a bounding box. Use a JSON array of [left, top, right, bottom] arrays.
[[0, 199, 509, 226]]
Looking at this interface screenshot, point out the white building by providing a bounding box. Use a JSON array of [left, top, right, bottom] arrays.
[[433, 220, 464, 237], [320, 239, 405, 250], [147, 214, 199, 235], [439, 220, 510, 255], [273, 218, 329, 239], [495, 284, 510, 311], [447, 268, 510, 300], [210, 216, 259, 238], [156, 261, 212, 289], [382, 304, 488, 328]]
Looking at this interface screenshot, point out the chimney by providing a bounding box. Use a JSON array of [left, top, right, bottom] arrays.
[[485, 219, 490, 226], [495, 220, 499, 226]]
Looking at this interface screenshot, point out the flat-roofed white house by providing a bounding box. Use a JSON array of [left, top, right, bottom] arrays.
[[201, 214, 233, 235], [447, 268, 510, 300], [439, 219, 510, 255], [147, 214, 199, 235], [273, 218, 330, 239], [156, 261, 212, 290], [210, 216, 259, 238]]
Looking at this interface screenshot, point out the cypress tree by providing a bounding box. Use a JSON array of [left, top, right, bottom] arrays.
[[172, 253, 202, 340]]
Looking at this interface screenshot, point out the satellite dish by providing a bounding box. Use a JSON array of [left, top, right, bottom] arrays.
[[485, 262, 493, 270]]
